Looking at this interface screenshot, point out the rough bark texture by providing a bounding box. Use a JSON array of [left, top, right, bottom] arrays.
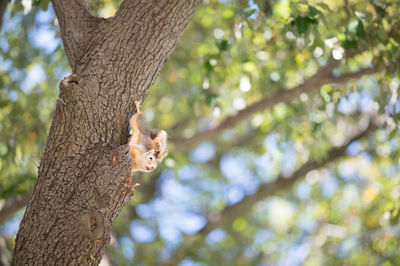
[[12, 0, 201, 265]]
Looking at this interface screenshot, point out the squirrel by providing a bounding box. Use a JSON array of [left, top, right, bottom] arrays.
[[128, 101, 168, 172]]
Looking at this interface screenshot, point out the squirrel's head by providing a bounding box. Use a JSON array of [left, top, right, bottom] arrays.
[[140, 149, 157, 172]]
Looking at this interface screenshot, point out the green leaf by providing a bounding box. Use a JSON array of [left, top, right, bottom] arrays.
[[205, 93, 218, 107], [33, 0, 41, 7], [356, 20, 366, 40], [343, 39, 358, 50], [309, 6, 318, 17], [232, 217, 247, 232], [217, 40, 229, 51], [374, 5, 386, 18], [305, 17, 318, 25], [389, 128, 397, 140], [222, 8, 234, 19], [243, 7, 257, 17], [204, 61, 214, 74], [295, 17, 308, 34], [355, 11, 366, 20], [40, 0, 50, 10], [32, 0, 49, 10]]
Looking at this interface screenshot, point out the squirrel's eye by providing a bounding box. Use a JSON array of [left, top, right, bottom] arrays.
[[149, 156, 153, 161]]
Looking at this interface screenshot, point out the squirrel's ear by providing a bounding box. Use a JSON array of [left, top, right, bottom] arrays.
[[153, 131, 167, 150], [155, 131, 168, 161], [157, 149, 168, 162], [158, 131, 167, 145]]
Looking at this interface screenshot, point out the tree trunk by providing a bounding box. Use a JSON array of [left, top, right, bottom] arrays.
[[12, 0, 201, 265]]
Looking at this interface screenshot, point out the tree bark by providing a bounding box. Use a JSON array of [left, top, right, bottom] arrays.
[[12, 0, 201, 265]]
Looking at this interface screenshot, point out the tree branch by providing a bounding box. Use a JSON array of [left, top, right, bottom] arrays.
[[199, 116, 382, 235], [0, 0, 8, 29], [50, 0, 98, 71], [98, 0, 202, 96], [170, 63, 378, 151], [113, 0, 202, 57], [0, 235, 11, 266], [165, 116, 383, 265], [324, 66, 377, 84], [0, 193, 31, 225], [116, 0, 202, 20]]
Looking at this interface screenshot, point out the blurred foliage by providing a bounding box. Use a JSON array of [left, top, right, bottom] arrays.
[[1, 0, 400, 265]]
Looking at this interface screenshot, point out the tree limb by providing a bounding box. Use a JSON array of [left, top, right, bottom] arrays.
[[324, 66, 377, 84], [0, 235, 11, 266], [0, 0, 8, 29], [92, 0, 203, 100], [170, 63, 377, 151], [0, 193, 31, 225], [165, 116, 383, 265], [199, 116, 382, 235], [50, 0, 98, 70]]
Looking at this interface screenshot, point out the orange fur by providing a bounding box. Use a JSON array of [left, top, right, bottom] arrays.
[[128, 101, 168, 172]]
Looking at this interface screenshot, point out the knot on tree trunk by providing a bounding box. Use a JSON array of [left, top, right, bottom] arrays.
[[58, 74, 82, 105], [79, 210, 105, 240]]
